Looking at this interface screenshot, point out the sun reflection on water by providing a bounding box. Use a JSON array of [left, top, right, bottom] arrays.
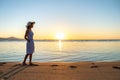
[[58, 40, 62, 51]]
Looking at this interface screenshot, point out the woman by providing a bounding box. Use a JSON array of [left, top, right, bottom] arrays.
[[23, 21, 35, 65]]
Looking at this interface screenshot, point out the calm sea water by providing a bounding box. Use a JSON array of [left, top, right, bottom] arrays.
[[0, 41, 120, 62]]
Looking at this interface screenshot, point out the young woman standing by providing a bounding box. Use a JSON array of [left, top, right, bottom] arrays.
[[23, 21, 35, 65]]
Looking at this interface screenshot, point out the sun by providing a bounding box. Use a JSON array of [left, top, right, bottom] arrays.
[[55, 32, 65, 40]]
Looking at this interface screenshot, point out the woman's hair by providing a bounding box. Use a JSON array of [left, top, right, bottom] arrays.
[[26, 21, 35, 29], [26, 25, 30, 29]]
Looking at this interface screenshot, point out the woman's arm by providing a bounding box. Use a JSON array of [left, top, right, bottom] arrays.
[[24, 29, 30, 42]]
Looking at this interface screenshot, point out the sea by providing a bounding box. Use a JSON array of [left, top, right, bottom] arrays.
[[0, 41, 120, 62]]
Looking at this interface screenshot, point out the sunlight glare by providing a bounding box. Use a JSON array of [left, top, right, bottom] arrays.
[[56, 32, 65, 40]]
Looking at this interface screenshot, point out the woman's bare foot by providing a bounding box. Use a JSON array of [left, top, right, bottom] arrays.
[[22, 63, 27, 66], [29, 63, 34, 65]]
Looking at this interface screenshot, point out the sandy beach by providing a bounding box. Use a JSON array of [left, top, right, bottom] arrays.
[[0, 62, 120, 80]]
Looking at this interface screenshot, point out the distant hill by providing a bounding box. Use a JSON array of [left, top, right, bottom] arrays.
[[0, 37, 120, 41], [0, 37, 24, 41]]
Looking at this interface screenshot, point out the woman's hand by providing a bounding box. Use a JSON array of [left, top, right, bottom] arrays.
[[24, 29, 30, 42]]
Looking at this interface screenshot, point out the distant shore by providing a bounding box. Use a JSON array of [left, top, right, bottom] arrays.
[[0, 62, 120, 80], [0, 37, 120, 41]]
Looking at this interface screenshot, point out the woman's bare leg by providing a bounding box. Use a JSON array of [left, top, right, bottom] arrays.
[[29, 54, 32, 65], [23, 54, 29, 65]]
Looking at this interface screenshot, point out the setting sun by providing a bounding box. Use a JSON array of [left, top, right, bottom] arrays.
[[55, 32, 65, 40]]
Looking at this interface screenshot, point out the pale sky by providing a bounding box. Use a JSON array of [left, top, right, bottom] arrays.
[[0, 0, 120, 40]]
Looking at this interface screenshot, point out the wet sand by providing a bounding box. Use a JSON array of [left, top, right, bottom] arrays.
[[0, 62, 120, 80]]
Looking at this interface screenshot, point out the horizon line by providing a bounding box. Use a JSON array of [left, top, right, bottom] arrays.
[[0, 36, 120, 41]]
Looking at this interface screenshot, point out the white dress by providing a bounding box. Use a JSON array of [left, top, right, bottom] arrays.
[[26, 30, 34, 54]]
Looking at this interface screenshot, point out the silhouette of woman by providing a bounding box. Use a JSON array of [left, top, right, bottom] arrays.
[[23, 21, 35, 65]]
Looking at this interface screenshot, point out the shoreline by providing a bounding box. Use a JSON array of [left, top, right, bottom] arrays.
[[0, 62, 120, 80]]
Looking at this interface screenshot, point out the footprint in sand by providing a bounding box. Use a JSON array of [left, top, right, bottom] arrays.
[[112, 66, 120, 70], [51, 65, 59, 67], [0, 62, 6, 66], [69, 66, 77, 68], [90, 65, 99, 68], [91, 63, 99, 68]]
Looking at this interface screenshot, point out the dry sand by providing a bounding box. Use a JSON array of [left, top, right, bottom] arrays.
[[0, 62, 120, 80]]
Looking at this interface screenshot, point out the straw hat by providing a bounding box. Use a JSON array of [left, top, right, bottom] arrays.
[[27, 21, 35, 26]]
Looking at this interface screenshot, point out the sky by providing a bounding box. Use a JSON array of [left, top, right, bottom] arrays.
[[0, 0, 120, 40]]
